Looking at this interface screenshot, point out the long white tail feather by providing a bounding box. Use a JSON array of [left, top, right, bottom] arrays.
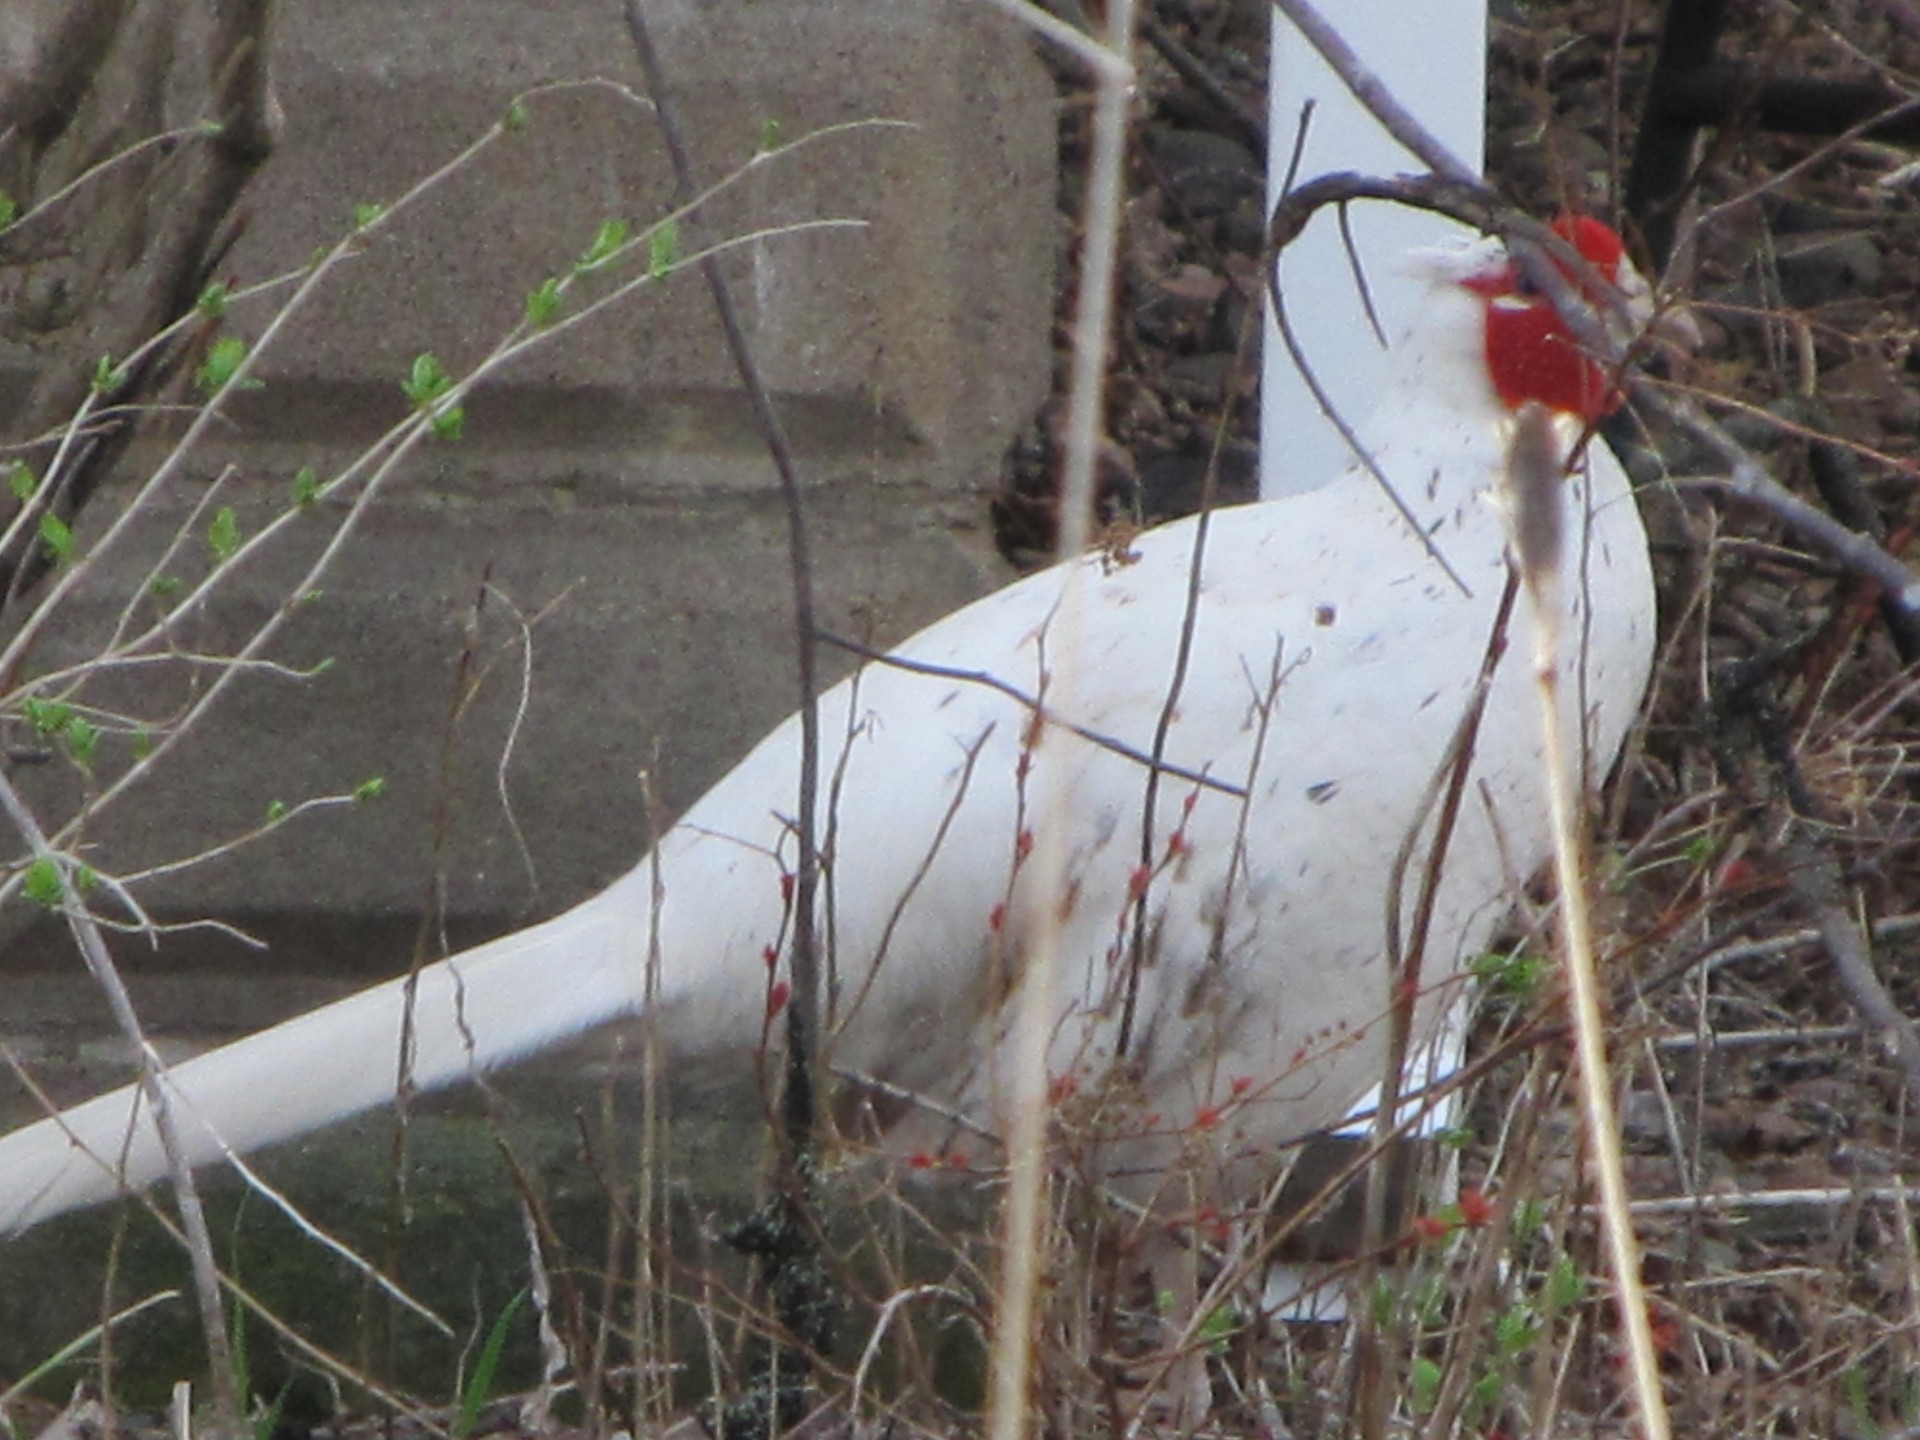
[[0, 875, 653, 1234]]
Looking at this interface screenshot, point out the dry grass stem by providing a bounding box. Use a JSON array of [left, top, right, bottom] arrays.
[[1506, 402, 1671, 1440]]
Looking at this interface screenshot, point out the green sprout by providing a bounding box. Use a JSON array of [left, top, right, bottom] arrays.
[[195, 336, 263, 395], [92, 355, 129, 395], [64, 717, 99, 768], [402, 354, 464, 441], [577, 218, 629, 272], [525, 277, 563, 327], [207, 506, 242, 561], [38, 513, 74, 564], [23, 699, 71, 736], [23, 858, 63, 907], [648, 220, 680, 279]]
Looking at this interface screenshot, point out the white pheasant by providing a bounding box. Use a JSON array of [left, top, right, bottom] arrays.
[[0, 217, 1659, 1239]]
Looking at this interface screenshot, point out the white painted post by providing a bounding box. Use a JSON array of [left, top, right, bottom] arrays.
[[1262, 2, 1487, 496]]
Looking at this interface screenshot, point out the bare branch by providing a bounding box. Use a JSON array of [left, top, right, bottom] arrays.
[[1781, 830, 1920, 1112], [1269, 0, 1479, 182], [621, 0, 825, 1166], [816, 630, 1246, 799], [1267, 170, 1920, 621]]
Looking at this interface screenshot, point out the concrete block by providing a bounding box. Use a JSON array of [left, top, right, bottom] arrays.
[[0, 2, 1056, 1378], [228, 0, 1053, 489], [0, 0, 1054, 952]]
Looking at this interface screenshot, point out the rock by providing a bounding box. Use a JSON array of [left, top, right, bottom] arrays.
[[1768, 197, 1881, 233], [1164, 351, 1237, 401], [1208, 274, 1259, 352], [1143, 126, 1261, 218], [1776, 230, 1884, 308], [1720, 403, 1795, 454], [1131, 266, 1223, 348], [1136, 440, 1257, 519], [1218, 193, 1269, 255]]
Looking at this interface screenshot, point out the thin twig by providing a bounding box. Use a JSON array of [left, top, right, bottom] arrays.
[[1610, 912, 1920, 1007], [619, 0, 824, 1158], [1621, 1185, 1920, 1215], [1782, 839, 1920, 1111], [1139, 11, 1265, 151], [1119, 249, 1267, 1057], [815, 631, 1245, 798], [0, 1040, 451, 1334], [1645, 385, 1920, 612], [1714, 650, 1920, 1114], [1265, 221, 1474, 596], [850, 1285, 971, 1416], [1652, 1023, 1862, 1051], [970, 0, 1134, 81], [0, 770, 241, 1434], [1269, 0, 1479, 183]]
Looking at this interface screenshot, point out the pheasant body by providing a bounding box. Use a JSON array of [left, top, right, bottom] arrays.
[[0, 230, 1659, 1235]]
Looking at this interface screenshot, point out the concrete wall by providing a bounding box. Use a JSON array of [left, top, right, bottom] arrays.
[[0, 4, 1063, 1387], [1, 0, 1054, 1000]]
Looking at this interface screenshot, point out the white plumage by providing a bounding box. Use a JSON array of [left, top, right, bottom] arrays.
[[0, 229, 1658, 1238]]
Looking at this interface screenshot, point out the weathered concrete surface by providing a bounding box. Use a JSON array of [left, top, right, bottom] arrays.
[[0, 0, 1053, 1383], [0, 0, 1052, 939], [233, 0, 1050, 483]]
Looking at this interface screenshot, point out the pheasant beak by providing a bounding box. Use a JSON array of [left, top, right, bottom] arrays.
[[1611, 260, 1697, 352], [1613, 259, 1657, 331], [1402, 235, 1512, 287], [1607, 250, 1703, 364]]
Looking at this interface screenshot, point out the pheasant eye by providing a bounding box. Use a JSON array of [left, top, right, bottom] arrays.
[[1511, 269, 1540, 299]]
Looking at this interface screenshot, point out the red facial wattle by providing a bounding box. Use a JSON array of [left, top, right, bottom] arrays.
[[1471, 217, 1629, 424]]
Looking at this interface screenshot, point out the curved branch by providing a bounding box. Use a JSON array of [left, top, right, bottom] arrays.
[[1266, 170, 1920, 619]]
